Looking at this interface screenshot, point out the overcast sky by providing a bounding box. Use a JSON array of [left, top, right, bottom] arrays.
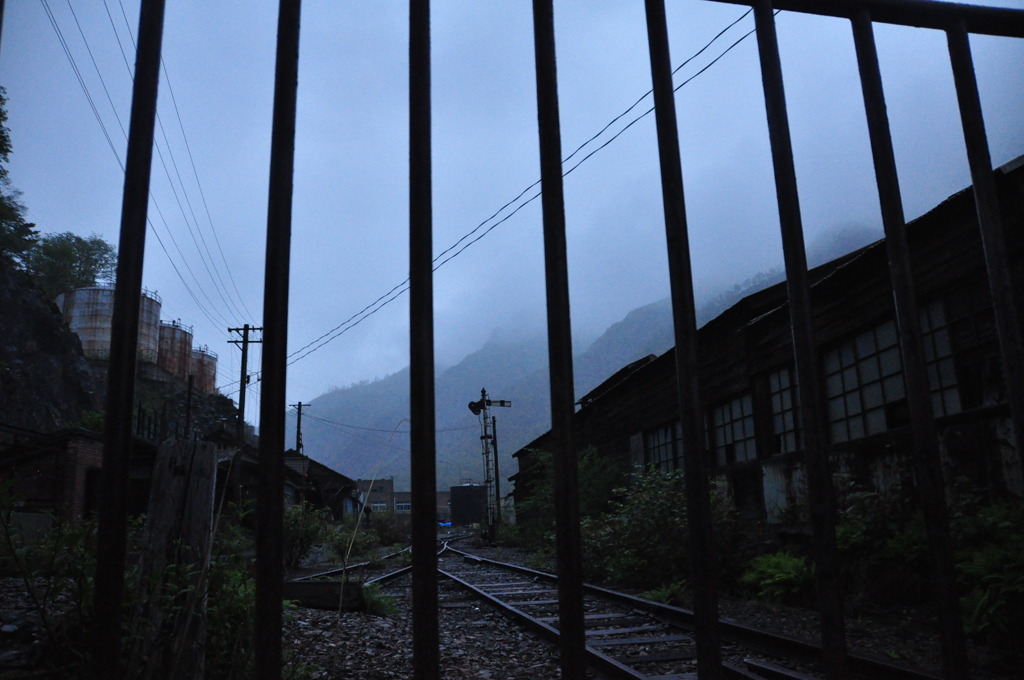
[[3, 1, 1022, 426]]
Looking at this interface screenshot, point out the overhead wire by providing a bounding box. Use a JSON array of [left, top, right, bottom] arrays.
[[41, 1, 220, 331], [281, 7, 762, 372], [41, 1, 235, 333], [57, 0, 236, 331], [294, 407, 476, 434], [39, 0, 122, 165], [44, 2, 764, 393], [102, 0, 249, 325]]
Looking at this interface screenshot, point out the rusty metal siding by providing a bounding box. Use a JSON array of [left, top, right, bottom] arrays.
[[158, 321, 193, 381], [137, 292, 161, 364]]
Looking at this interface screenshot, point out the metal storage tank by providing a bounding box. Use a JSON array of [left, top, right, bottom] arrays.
[[56, 287, 162, 363], [449, 484, 488, 526], [136, 289, 161, 363], [191, 346, 218, 394], [158, 320, 193, 381]]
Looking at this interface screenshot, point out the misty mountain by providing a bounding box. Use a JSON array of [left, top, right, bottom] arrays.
[[287, 301, 679, 492], [287, 224, 882, 491]]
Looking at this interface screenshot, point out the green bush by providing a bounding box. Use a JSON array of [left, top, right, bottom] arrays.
[[580, 468, 742, 590], [739, 551, 813, 605], [835, 486, 929, 606], [330, 523, 378, 566], [283, 501, 330, 570], [369, 510, 407, 547], [950, 497, 1024, 649], [641, 581, 689, 606], [361, 583, 398, 617], [204, 513, 256, 680], [508, 446, 628, 553]]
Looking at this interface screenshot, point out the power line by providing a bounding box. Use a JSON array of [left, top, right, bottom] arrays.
[[99, 0, 249, 324], [283, 7, 761, 369], [43, 1, 245, 333], [296, 407, 476, 434]]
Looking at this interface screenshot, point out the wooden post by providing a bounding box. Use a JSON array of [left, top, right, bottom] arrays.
[[127, 441, 216, 680]]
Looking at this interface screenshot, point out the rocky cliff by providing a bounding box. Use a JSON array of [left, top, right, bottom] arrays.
[[0, 258, 99, 432]]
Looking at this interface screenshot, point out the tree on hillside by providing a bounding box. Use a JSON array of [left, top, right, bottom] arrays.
[[22, 231, 117, 300], [0, 87, 39, 264]]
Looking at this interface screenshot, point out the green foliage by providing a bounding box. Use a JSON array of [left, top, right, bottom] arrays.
[[330, 522, 378, 566], [581, 469, 689, 588], [948, 494, 1024, 649], [283, 501, 330, 571], [0, 86, 10, 170], [0, 88, 39, 265], [641, 581, 689, 606], [835, 486, 929, 606], [957, 536, 1024, 649], [21, 231, 117, 300], [833, 480, 1024, 648], [739, 551, 814, 605], [361, 583, 398, 618], [202, 503, 257, 680], [369, 510, 407, 547], [0, 480, 97, 673], [509, 445, 627, 552], [580, 468, 742, 590], [74, 410, 105, 432]]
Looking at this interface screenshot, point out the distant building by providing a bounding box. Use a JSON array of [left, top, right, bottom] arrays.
[[358, 478, 395, 515], [284, 451, 360, 520]]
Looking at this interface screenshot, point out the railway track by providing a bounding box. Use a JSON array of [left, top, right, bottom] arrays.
[[431, 545, 942, 680]]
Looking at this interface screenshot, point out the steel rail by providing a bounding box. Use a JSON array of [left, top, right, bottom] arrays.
[[289, 535, 471, 582], [437, 567, 648, 680], [445, 548, 943, 680]]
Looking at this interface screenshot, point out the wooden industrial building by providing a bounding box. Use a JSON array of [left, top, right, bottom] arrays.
[[513, 157, 1024, 523]]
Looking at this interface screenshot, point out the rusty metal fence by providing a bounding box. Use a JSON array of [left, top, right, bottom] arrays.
[[89, 0, 1023, 679]]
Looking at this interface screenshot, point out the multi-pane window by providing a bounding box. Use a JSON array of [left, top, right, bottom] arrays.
[[710, 394, 756, 466], [769, 366, 800, 454], [825, 320, 905, 443], [371, 502, 388, 513], [921, 299, 961, 417], [395, 502, 412, 514], [826, 302, 964, 443], [644, 421, 682, 472]]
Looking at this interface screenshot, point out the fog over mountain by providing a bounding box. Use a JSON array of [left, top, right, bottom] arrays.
[[286, 224, 882, 490]]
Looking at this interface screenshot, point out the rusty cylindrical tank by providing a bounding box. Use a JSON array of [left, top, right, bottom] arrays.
[[190, 345, 218, 394], [158, 320, 194, 381], [56, 287, 163, 363]]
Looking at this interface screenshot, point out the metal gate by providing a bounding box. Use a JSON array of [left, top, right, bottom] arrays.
[[89, 1, 1023, 678]]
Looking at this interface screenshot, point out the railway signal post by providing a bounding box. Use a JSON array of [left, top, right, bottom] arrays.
[[468, 388, 512, 541]]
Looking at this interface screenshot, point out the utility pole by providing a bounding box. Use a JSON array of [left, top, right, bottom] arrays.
[[229, 324, 263, 445], [291, 401, 304, 454], [468, 388, 511, 541]]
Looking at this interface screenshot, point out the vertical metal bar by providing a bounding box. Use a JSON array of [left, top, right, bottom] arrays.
[[409, 1, 439, 678], [852, 13, 970, 680], [91, 1, 165, 676], [643, 2, 722, 677], [530, 1, 586, 677], [947, 22, 1024, 475], [255, 1, 301, 678], [752, 3, 847, 676]]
